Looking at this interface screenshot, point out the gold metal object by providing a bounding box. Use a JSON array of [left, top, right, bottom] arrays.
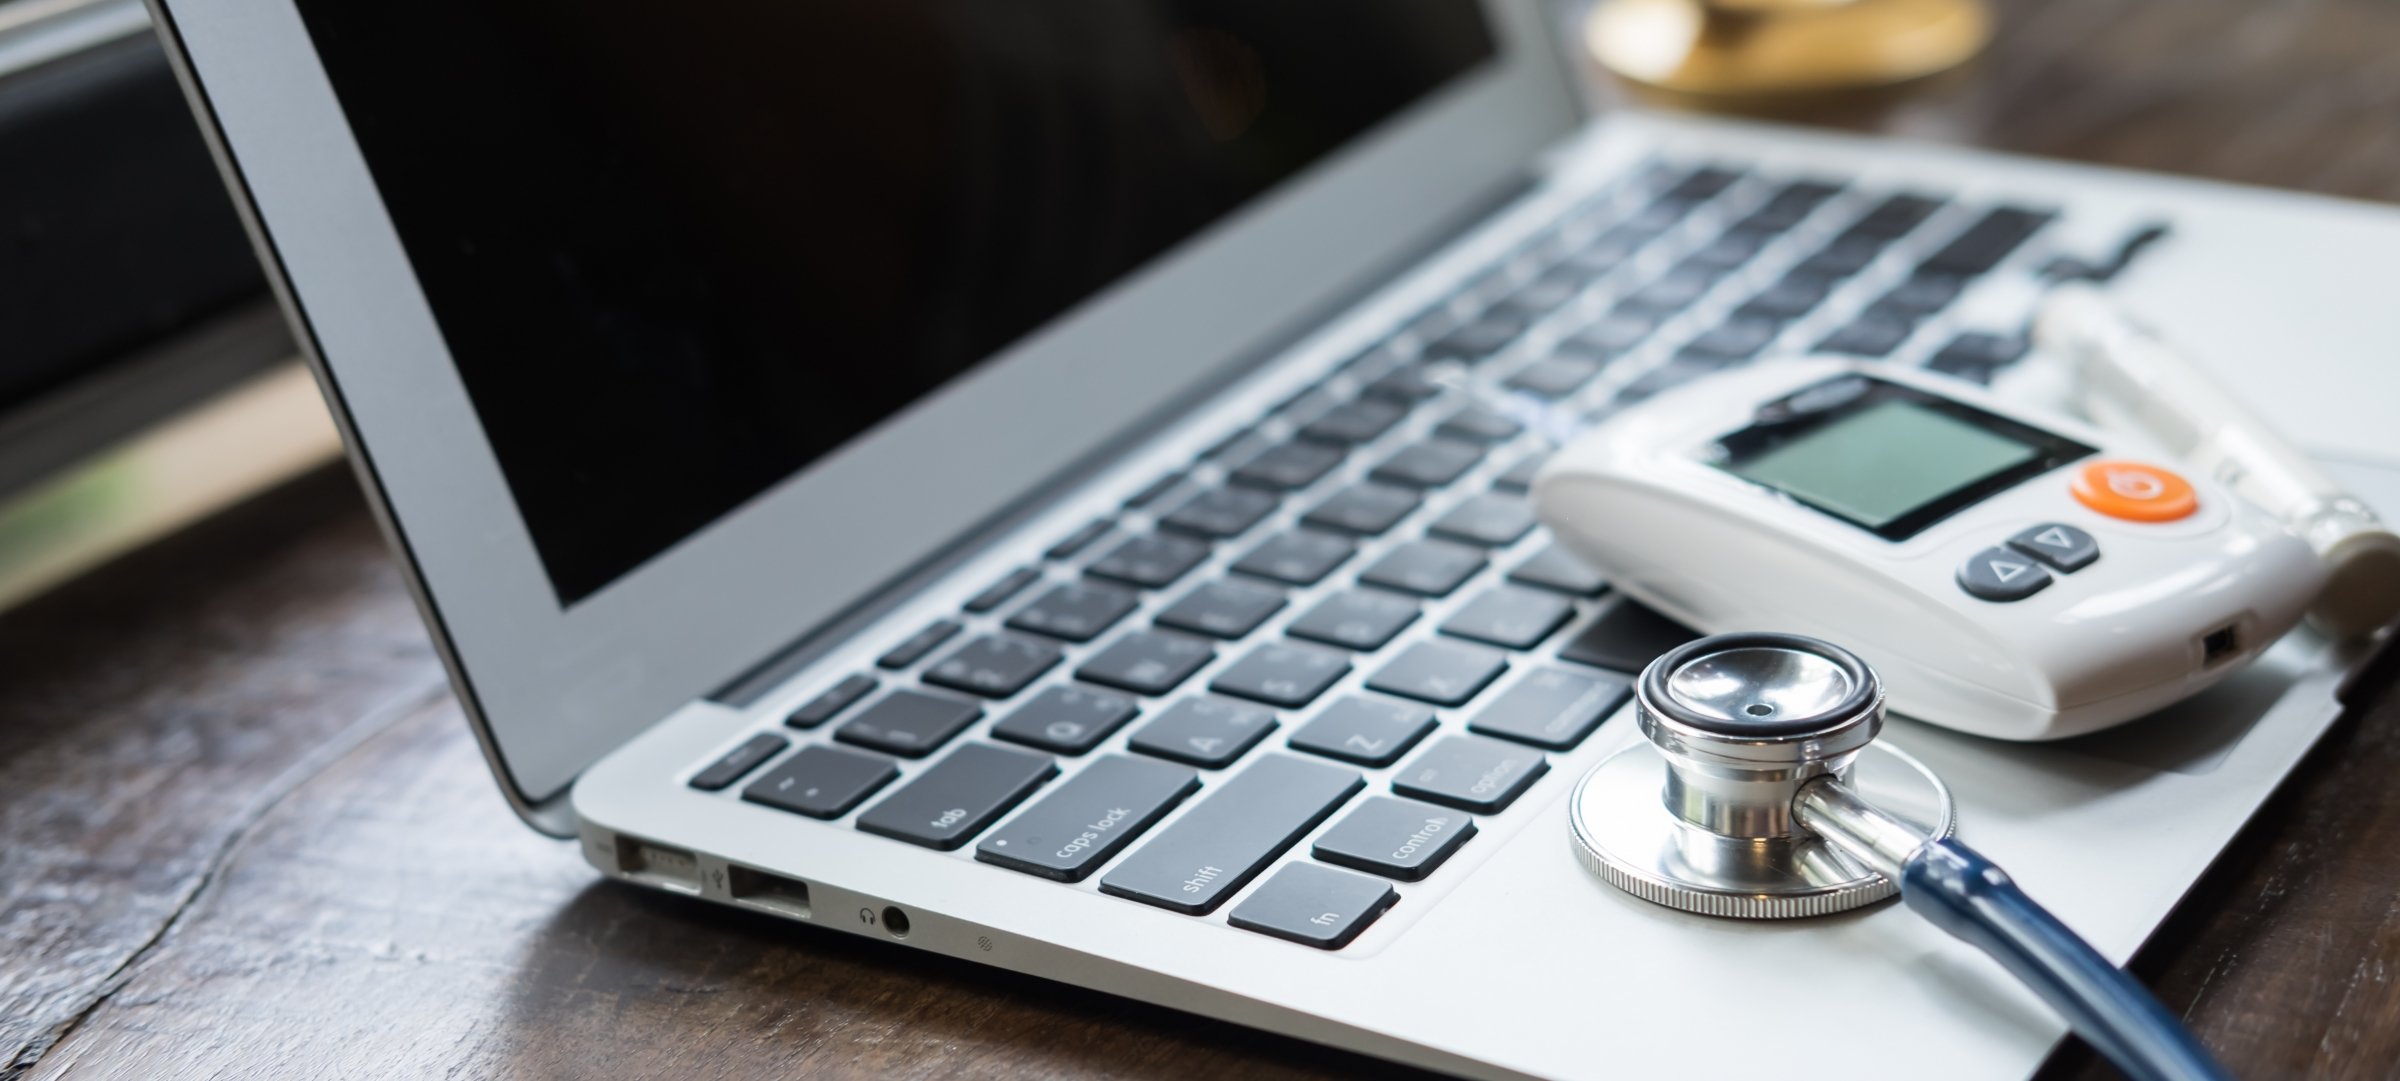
[[1586, 0, 1991, 97]]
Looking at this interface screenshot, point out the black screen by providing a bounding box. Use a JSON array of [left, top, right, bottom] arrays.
[[292, 1, 1496, 604]]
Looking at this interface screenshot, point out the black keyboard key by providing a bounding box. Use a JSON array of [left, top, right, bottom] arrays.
[[1440, 585, 1575, 650], [1287, 695, 1436, 767], [1359, 366, 1446, 404], [1617, 267, 1716, 315], [1231, 530, 1357, 586], [1879, 271, 1967, 316], [1554, 233, 1640, 280], [1287, 588, 1421, 652], [743, 745, 900, 819], [1367, 640, 1508, 706], [1503, 356, 1602, 400], [1613, 359, 1722, 405], [1339, 344, 1410, 384], [1793, 233, 1885, 278], [1436, 405, 1525, 445], [1359, 538, 1488, 598], [1371, 439, 1485, 490], [1684, 231, 1765, 270], [1492, 451, 1550, 494], [1657, 165, 1741, 205], [1427, 493, 1537, 549], [1228, 863, 1399, 950], [1926, 331, 2031, 385], [1230, 441, 1346, 492], [1557, 601, 1701, 673], [1200, 427, 1268, 463], [1076, 629, 1216, 697], [1160, 486, 1278, 540], [1734, 180, 1840, 233], [992, 685, 1141, 754], [856, 742, 1059, 850], [1850, 193, 1945, 238], [1273, 386, 1340, 426], [1087, 532, 1211, 590], [1511, 227, 1581, 272], [1300, 397, 1408, 445], [1046, 518, 1116, 560], [1313, 795, 1476, 881], [1557, 311, 1655, 358], [1406, 302, 1467, 345], [787, 673, 877, 729], [1491, 275, 1584, 320], [1156, 579, 1287, 639], [923, 634, 1062, 699], [1468, 666, 1630, 750], [1424, 316, 1527, 363], [1393, 735, 1548, 813], [964, 566, 1041, 614], [1508, 544, 1608, 597], [1817, 316, 1914, 358], [1128, 696, 1278, 768], [877, 619, 963, 670], [1680, 318, 1781, 363], [1123, 471, 1186, 510], [1005, 582, 1139, 643], [1302, 484, 1422, 537], [1736, 274, 1834, 323], [977, 754, 1200, 881], [1100, 754, 1363, 914], [1921, 206, 2050, 275], [1210, 641, 1352, 709], [836, 689, 985, 758], [689, 732, 788, 791]]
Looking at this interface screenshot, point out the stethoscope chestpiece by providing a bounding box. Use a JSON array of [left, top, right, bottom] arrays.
[[1571, 632, 1956, 919]]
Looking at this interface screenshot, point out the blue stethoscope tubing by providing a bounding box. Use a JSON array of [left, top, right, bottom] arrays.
[[1899, 838, 2231, 1081]]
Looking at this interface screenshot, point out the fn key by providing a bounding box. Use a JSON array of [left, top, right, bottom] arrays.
[[1229, 863, 1399, 950]]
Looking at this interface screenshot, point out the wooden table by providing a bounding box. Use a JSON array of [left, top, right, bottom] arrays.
[[9, 2, 2400, 1077]]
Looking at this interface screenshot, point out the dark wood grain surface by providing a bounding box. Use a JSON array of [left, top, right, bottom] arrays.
[[8, 2, 2400, 1077]]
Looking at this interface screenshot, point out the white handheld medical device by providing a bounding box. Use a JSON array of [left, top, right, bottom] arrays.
[[2037, 284, 2400, 639], [1532, 357, 2326, 740]]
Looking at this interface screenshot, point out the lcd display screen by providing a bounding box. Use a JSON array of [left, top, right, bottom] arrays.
[[1714, 378, 2093, 539]]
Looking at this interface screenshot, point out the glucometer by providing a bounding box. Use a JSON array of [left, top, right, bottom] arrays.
[[1533, 357, 2326, 740]]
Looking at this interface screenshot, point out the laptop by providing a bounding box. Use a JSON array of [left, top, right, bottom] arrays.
[[148, 1, 2400, 1077]]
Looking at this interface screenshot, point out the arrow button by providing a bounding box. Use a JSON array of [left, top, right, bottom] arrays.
[[1957, 545, 2054, 602], [2007, 522, 2100, 572]]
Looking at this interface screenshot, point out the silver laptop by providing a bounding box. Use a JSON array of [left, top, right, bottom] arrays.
[[150, 1, 2400, 1077]]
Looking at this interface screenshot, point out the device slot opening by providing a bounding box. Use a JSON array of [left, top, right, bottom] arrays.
[[2201, 624, 2241, 667], [727, 864, 813, 919], [613, 834, 702, 894]]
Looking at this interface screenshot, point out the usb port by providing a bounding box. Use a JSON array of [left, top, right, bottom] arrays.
[[613, 834, 702, 894], [2201, 624, 2241, 667], [727, 864, 812, 918]]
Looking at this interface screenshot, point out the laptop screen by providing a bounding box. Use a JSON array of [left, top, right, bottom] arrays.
[[292, 1, 1496, 605]]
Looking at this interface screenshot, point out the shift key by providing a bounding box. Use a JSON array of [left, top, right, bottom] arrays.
[[1100, 754, 1364, 915], [977, 755, 1200, 882]]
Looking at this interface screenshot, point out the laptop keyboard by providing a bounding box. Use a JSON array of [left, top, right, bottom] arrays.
[[679, 160, 2057, 948]]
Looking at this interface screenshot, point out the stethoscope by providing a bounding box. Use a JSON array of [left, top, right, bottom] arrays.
[[1570, 631, 2232, 1081]]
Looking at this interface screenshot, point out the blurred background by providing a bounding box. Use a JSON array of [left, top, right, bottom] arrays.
[[0, 0, 335, 609]]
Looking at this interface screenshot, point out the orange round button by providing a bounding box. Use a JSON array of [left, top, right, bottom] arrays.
[[2070, 460, 2197, 522]]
